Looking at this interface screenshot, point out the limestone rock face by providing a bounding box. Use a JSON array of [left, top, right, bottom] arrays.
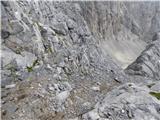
[[125, 38, 160, 80], [1, 1, 160, 120]]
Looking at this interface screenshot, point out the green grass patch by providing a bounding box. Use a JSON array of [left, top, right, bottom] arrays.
[[149, 92, 160, 100]]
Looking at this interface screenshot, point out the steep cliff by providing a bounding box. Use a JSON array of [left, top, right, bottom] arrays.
[[80, 1, 160, 68]]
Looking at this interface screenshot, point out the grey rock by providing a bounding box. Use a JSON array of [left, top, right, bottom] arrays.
[[152, 32, 160, 41], [83, 83, 160, 120], [1, 30, 10, 39], [51, 22, 68, 35], [150, 81, 160, 92], [2, 48, 37, 69], [3, 102, 18, 115], [67, 19, 77, 30]]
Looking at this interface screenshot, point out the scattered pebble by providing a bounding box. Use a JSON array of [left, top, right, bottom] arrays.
[[91, 86, 100, 92], [48, 85, 55, 91], [5, 84, 16, 89], [56, 91, 70, 102]]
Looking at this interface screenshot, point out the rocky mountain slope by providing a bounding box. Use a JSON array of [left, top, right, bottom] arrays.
[[1, 1, 160, 120]]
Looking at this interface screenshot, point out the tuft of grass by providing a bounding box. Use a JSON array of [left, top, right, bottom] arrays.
[[32, 59, 40, 67], [149, 92, 160, 100], [26, 66, 33, 72], [26, 59, 40, 72], [48, 47, 53, 53], [44, 45, 53, 54]]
